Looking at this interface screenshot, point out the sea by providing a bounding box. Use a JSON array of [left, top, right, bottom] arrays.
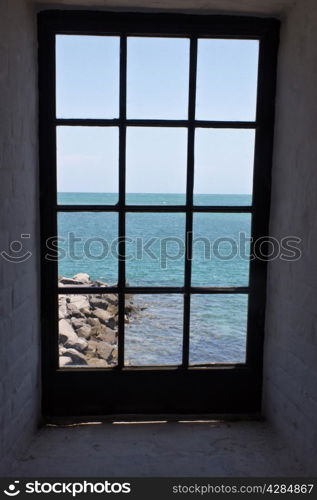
[[58, 193, 252, 366]]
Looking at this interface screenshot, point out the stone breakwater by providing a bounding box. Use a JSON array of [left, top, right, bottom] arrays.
[[58, 273, 138, 367]]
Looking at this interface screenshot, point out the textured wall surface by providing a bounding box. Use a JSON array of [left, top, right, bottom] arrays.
[[31, 0, 295, 16], [263, 0, 317, 473], [0, 0, 40, 474]]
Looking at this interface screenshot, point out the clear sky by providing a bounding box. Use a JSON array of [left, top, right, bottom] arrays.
[[56, 35, 259, 194]]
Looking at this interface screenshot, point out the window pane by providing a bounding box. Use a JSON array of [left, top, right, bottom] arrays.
[[58, 212, 118, 286], [57, 127, 119, 205], [126, 128, 187, 205], [125, 294, 183, 366], [56, 35, 119, 118], [194, 129, 255, 206], [190, 294, 248, 364], [58, 293, 118, 368], [126, 213, 185, 286], [127, 37, 189, 119], [192, 213, 251, 287], [196, 39, 259, 121]]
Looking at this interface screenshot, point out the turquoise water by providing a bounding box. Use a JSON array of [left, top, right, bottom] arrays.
[[58, 193, 251, 364]]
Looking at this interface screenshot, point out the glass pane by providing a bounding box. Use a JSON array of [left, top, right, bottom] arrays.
[[126, 128, 187, 205], [125, 294, 183, 366], [192, 213, 251, 287], [58, 293, 118, 367], [196, 39, 259, 121], [126, 213, 185, 286], [190, 294, 248, 364], [127, 37, 189, 119], [56, 35, 119, 118], [57, 127, 119, 205], [57, 212, 118, 286], [194, 129, 255, 206]]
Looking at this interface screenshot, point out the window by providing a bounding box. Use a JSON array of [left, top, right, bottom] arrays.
[[39, 11, 279, 416]]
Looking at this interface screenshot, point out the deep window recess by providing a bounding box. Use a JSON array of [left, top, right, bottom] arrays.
[[39, 11, 279, 417]]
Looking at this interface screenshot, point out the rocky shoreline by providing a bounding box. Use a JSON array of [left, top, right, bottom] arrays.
[[58, 273, 138, 367]]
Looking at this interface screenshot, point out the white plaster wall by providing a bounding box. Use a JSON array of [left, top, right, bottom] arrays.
[[263, 0, 317, 473], [0, 0, 40, 474]]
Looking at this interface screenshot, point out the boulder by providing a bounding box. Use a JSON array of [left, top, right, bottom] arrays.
[[106, 294, 118, 305], [111, 346, 118, 362], [91, 325, 117, 344], [89, 296, 108, 310], [63, 348, 87, 365], [86, 340, 99, 357], [59, 320, 88, 352], [106, 303, 118, 316], [87, 317, 100, 327], [65, 336, 88, 352], [96, 342, 113, 361], [71, 318, 85, 330], [58, 297, 68, 319], [59, 356, 73, 367], [80, 306, 93, 317], [107, 316, 117, 330], [77, 325, 91, 340], [87, 358, 110, 367], [73, 273, 90, 283], [70, 295, 90, 310], [67, 303, 84, 318], [59, 277, 84, 285], [92, 308, 114, 325], [59, 319, 78, 344]]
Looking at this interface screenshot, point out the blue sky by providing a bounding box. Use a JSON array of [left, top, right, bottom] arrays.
[[56, 35, 258, 194]]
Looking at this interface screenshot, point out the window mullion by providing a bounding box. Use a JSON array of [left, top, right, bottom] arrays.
[[182, 37, 197, 368], [118, 36, 127, 369]]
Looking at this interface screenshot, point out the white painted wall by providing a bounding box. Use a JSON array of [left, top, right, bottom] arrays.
[[263, 0, 317, 472], [0, 0, 40, 473]]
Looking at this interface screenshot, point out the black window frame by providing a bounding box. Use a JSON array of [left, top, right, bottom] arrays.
[[39, 10, 279, 418]]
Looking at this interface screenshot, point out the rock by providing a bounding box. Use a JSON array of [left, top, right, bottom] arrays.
[[59, 277, 84, 285], [59, 320, 88, 352], [73, 273, 90, 283], [71, 318, 85, 330], [106, 294, 118, 305], [80, 307, 93, 317], [111, 346, 118, 362], [87, 358, 110, 367], [70, 295, 90, 310], [86, 341, 102, 361], [59, 356, 73, 367], [87, 317, 100, 327], [107, 316, 117, 330], [93, 280, 108, 287], [89, 296, 108, 310], [59, 319, 78, 344], [67, 303, 84, 318], [107, 303, 118, 316], [91, 325, 117, 344], [77, 325, 91, 339], [96, 342, 113, 361], [58, 297, 68, 319], [93, 308, 114, 325], [65, 336, 88, 352], [58, 274, 141, 366], [63, 348, 87, 365]]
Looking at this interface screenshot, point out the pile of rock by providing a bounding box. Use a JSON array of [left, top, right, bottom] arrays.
[[58, 273, 137, 367]]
